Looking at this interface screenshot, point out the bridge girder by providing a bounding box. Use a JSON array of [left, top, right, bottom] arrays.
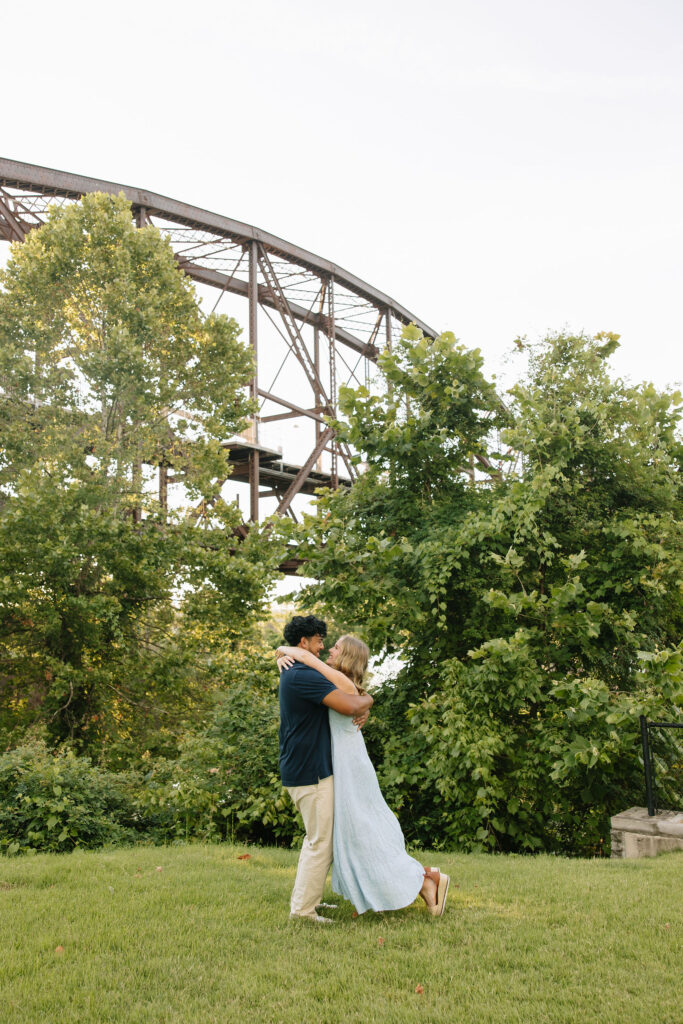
[[0, 158, 440, 552]]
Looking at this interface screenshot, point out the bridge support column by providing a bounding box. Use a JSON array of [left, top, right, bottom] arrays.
[[314, 325, 322, 472], [249, 240, 259, 522], [328, 276, 338, 490]]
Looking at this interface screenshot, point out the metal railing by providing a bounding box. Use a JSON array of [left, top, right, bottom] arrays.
[[639, 715, 683, 816]]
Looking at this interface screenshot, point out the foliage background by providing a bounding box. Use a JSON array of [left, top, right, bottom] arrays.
[[298, 328, 683, 855], [0, 195, 291, 852], [0, 197, 681, 856]]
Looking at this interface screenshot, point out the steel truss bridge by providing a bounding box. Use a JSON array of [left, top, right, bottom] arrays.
[[0, 158, 439, 533]]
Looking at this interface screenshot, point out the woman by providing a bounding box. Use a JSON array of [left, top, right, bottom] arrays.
[[277, 634, 449, 917]]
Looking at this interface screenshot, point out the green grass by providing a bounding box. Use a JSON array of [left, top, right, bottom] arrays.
[[0, 844, 681, 1024]]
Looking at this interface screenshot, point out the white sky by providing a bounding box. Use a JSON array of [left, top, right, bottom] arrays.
[[4, 0, 682, 605], [4, 0, 682, 396]]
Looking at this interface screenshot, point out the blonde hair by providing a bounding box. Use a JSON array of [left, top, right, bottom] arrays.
[[335, 635, 370, 694]]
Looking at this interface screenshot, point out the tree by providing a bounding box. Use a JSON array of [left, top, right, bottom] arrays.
[[298, 327, 508, 662], [0, 193, 285, 757], [299, 329, 683, 853]]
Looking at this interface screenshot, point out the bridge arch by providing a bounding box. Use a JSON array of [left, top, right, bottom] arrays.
[[0, 158, 439, 524]]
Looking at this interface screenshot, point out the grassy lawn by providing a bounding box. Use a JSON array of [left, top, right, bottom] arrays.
[[0, 844, 681, 1024]]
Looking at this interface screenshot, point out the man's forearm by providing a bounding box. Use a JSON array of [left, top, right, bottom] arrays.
[[353, 694, 373, 714]]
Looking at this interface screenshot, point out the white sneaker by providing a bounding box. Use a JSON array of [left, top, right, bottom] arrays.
[[289, 912, 335, 924]]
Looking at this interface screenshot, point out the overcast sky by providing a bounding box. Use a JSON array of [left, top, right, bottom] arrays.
[[4, 0, 682, 396]]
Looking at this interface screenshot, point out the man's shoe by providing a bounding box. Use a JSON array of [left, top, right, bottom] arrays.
[[289, 912, 335, 924]]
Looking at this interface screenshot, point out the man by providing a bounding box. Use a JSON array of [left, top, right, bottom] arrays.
[[278, 614, 373, 922]]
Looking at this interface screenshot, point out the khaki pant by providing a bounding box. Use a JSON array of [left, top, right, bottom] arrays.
[[286, 775, 334, 918]]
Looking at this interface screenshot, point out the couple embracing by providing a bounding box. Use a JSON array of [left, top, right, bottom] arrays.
[[277, 615, 450, 922]]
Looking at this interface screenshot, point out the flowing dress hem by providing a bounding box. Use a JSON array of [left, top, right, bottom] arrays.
[[331, 878, 423, 916]]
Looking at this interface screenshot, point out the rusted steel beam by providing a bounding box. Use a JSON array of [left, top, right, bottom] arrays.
[[279, 555, 304, 575], [367, 309, 384, 351], [249, 450, 259, 522], [257, 243, 358, 479], [246, 239, 260, 522], [275, 427, 335, 515], [0, 191, 27, 241], [259, 408, 320, 424], [314, 324, 322, 468], [257, 244, 328, 400], [175, 258, 378, 359], [328, 277, 338, 490], [257, 389, 326, 424], [187, 481, 229, 523], [0, 158, 439, 339], [255, 255, 356, 482], [230, 463, 343, 491], [248, 239, 259, 445]]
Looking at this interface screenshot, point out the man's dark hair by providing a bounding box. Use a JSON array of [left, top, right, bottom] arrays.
[[283, 615, 328, 646]]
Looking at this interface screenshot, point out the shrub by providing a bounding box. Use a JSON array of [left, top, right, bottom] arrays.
[[138, 660, 300, 846], [298, 330, 683, 854], [0, 741, 147, 855]]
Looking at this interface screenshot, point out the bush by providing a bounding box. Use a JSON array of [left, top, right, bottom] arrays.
[[137, 660, 300, 846], [0, 741, 148, 855], [376, 641, 683, 856], [0, 652, 302, 854], [299, 330, 683, 854]]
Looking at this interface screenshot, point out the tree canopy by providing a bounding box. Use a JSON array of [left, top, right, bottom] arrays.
[[0, 193, 285, 758], [298, 328, 683, 853]]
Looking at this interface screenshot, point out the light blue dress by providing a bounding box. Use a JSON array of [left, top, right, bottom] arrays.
[[329, 708, 425, 914]]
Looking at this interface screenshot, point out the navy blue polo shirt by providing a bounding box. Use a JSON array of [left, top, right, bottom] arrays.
[[279, 664, 337, 787]]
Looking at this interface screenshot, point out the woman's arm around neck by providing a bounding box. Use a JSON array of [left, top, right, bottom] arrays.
[[276, 646, 358, 694]]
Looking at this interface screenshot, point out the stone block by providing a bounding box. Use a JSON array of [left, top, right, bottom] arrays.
[[610, 806, 683, 859]]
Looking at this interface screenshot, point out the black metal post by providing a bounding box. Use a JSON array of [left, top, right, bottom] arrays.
[[640, 715, 655, 816]]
